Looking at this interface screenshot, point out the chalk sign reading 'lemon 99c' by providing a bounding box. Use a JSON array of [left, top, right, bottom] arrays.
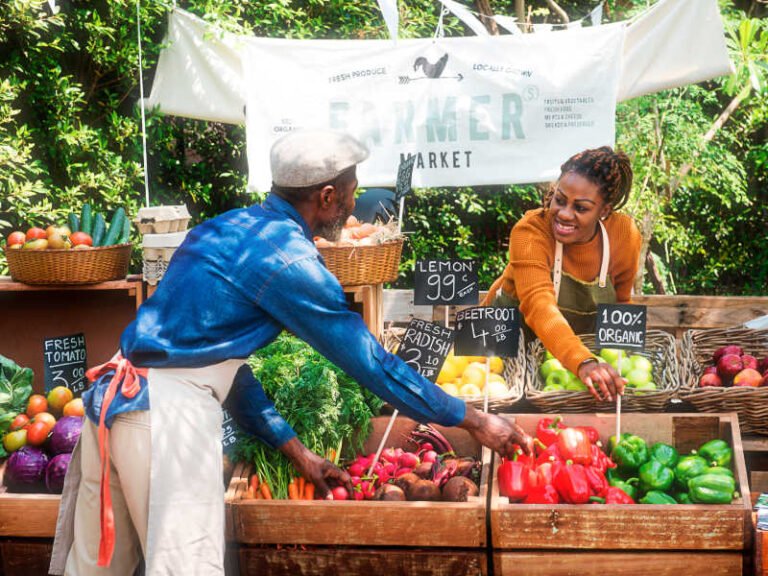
[[414, 260, 479, 306], [595, 303, 647, 351], [454, 307, 520, 358], [43, 333, 87, 396], [395, 319, 455, 382]]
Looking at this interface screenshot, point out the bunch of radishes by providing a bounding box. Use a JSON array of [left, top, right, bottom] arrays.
[[698, 345, 768, 388], [334, 425, 481, 502]]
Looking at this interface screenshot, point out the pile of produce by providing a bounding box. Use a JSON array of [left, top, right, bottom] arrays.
[[234, 334, 383, 500], [697, 344, 768, 388], [313, 215, 401, 248], [0, 354, 84, 494], [436, 350, 511, 399], [4, 204, 130, 251], [498, 417, 738, 505], [539, 348, 656, 393]]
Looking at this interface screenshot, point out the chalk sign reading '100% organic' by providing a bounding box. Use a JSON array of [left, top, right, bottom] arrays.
[[595, 303, 648, 351], [414, 259, 479, 306], [395, 319, 455, 382], [454, 307, 520, 358], [43, 333, 88, 396]]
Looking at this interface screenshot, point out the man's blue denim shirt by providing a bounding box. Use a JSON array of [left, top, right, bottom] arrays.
[[84, 194, 465, 449]]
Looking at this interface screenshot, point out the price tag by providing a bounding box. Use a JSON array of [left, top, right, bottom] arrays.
[[43, 333, 88, 396], [595, 304, 648, 352], [454, 307, 520, 358], [395, 319, 454, 382], [414, 259, 479, 306], [395, 154, 416, 201], [222, 408, 238, 455]]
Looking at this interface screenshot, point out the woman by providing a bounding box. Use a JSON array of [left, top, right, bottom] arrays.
[[484, 146, 642, 402]]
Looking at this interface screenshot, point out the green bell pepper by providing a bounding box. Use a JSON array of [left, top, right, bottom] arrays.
[[608, 477, 638, 500], [610, 433, 650, 474], [639, 490, 677, 505], [697, 439, 732, 468], [672, 491, 692, 504], [650, 442, 679, 469], [706, 466, 734, 477], [688, 473, 736, 504], [674, 455, 709, 490], [638, 459, 675, 492]]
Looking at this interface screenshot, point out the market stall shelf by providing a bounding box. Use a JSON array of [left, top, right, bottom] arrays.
[[227, 416, 490, 548], [490, 413, 751, 551]]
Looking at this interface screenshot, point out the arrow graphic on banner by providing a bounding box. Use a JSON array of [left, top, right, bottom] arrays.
[[398, 73, 464, 85]]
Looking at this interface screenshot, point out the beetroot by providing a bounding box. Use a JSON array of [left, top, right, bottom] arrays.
[[407, 479, 441, 501], [413, 462, 434, 479], [373, 484, 406, 501], [441, 476, 479, 502], [394, 472, 420, 494]]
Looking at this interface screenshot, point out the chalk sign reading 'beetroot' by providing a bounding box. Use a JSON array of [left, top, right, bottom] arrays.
[[43, 333, 87, 396], [454, 307, 520, 358], [395, 319, 454, 382]]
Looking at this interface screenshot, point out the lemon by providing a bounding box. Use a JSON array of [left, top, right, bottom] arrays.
[[486, 379, 509, 398], [441, 382, 460, 397], [487, 373, 506, 386], [459, 383, 483, 397], [489, 356, 504, 374], [436, 358, 462, 384], [461, 362, 488, 389], [449, 352, 470, 373]]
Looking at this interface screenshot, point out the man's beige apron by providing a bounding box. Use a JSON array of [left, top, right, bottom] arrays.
[[50, 359, 244, 576], [494, 221, 617, 340]]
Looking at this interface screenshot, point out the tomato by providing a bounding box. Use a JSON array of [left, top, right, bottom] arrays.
[[47, 386, 73, 415], [26, 227, 47, 241], [9, 414, 29, 431], [7, 231, 26, 247], [33, 412, 57, 431], [26, 394, 49, 417], [26, 421, 50, 446], [63, 398, 85, 418], [69, 232, 93, 247], [47, 226, 72, 250], [3, 429, 27, 452]]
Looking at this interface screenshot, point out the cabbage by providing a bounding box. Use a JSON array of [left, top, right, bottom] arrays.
[[5, 446, 48, 491], [49, 416, 83, 455], [45, 453, 72, 494]]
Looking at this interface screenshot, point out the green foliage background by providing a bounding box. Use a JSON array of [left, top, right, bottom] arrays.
[[0, 0, 765, 294]]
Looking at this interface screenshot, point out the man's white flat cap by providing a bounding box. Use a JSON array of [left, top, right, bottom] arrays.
[[270, 130, 369, 188]]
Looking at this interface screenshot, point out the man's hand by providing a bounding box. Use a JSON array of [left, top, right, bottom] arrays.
[[458, 407, 534, 459], [279, 437, 351, 499]]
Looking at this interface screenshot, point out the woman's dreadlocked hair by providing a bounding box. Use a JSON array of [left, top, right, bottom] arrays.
[[542, 146, 633, 212]]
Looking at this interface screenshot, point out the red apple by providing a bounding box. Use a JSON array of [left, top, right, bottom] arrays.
[[760, 375, 768, 388], [703, 366, 718, 375], [758, 357, 768, 374], [7, 231, 26, 247], [698, 373, 723, 388], [713, 345, 744, 363], [717, 354, 743, 377], [733, 368, 762, 387], [741, 354, 758, 371]]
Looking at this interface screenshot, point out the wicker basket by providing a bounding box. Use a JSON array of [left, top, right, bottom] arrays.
[[318, 239, 403, 286], [5, 244, 132, 285], [679, 327, 768, 435], [383, 327, 525, 412], [525, 330, 680, 413]]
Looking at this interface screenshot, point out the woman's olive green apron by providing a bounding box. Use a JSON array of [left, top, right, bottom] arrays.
[[494, 221, 616, 340]]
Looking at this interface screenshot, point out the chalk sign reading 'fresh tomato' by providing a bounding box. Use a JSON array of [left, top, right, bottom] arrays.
[[596, 303, 648, 351], [454, 307, 520, 358], [414, 259, 479, 306], [43, 333, 87, 396], [396, 319, 454, 382]]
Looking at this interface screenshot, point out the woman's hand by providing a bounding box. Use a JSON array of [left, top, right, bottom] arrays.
[[577, 359, 626, 402]]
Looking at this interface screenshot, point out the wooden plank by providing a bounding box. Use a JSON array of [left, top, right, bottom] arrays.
[[239, 547, 487, 576], [752, 472, 768, 494], [493, 551, 743, 576], [491, 413, 751, 551], [743, 436, 768, 452], [0, 540, 53, 576], [0, 464, 59, 538], [0, 275, 142, 292]]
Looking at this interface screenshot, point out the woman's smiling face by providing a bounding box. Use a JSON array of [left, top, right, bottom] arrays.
[[549, 171, 611, 245]]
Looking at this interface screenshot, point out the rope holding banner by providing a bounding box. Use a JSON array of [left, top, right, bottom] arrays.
[[136, 0, 151, 208]]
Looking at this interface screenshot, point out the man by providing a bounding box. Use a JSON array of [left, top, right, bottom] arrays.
[[51, 130, 532, 576]]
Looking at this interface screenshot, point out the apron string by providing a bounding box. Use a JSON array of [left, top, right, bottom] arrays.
[[85, 354, 147, 567], [553, 220, 611, 299], [553, 240, 564, 302], [598, 220, 610, 288]]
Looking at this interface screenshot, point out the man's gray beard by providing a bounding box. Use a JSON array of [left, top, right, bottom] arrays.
[[315, 213, 347, 242]]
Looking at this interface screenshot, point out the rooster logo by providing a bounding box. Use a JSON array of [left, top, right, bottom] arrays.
[[413, 53, 449, 79]]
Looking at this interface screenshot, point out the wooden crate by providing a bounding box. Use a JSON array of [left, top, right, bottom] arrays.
[[0, 540, 52, 576], [490, 413, 752, 551], [228, 416, 490, 548], [0, 464, 59, 538]]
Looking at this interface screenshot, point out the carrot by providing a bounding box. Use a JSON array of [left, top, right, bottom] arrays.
[[304, 483, 315, 501], [260, 482, 273, 500], [297, 477, 306, 498], [288, 479, 299, 500], [244, 487, 255, 500], [250, 474, 259, 494], [327, 449, 336, 463]]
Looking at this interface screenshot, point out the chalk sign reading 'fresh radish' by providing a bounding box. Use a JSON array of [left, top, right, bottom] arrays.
[[414, 259, 479, 306], [454, 307, 520, 358], [396, 319, 454, 382]]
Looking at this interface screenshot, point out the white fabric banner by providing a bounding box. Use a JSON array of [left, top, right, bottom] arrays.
[[243, 25, 625, 190], [438, 0, 490, 36], [377, 0, 399, 40]]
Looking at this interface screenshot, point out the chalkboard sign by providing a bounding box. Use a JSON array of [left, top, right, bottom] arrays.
[[454, 307, 520, 358], [395, 319, 454, 382], [414, 260, 479, 306], [595, 304, 647, 351], [43, 333, 87, 396], [395, 154, 416, 201], [222, 408, 237, 455]]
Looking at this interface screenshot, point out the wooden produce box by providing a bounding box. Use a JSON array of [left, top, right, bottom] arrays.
[[490, 413, 752, 551], [0, 463, 59, 538], [228, 416, 490, 548]]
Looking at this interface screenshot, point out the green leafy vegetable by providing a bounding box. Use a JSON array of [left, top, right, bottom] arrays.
[[0, 354, 34, 458]]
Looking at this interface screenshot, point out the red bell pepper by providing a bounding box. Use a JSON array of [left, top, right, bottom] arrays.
[[511, 444, 535, 467], [604, 486, 635, 504], [584, 466, 609, 498], [557, 427, 592, 466], [497, 457, 532, 502], [536, 416, 565, 447], [577, 426, 600, 444], [534, 461, 559, 487], [590, 444, 617, 474], [523, 483, 560, 504], [536, 442, 565, 466], [553, 461, 591, 504]]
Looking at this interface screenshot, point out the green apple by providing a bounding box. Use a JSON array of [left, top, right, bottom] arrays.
[[626, 368, 651, 388], [564, 371, 588, 391], [539, 358, 564, 379], [545, 370, 569, 389], [629, 355, 653, 373], [599, 348, 621, 365], [613, 357, 632, 376], [544, 350, 555, 361], [632, 381, 657, 394]]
